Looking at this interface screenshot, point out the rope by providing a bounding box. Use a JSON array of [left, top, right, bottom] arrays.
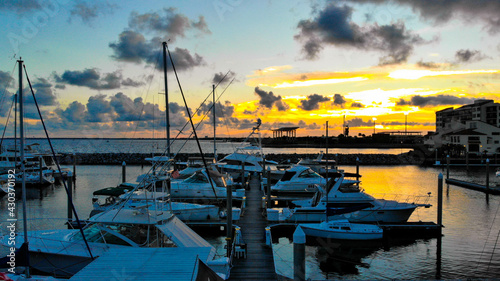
[[23, 64, 95, 260]]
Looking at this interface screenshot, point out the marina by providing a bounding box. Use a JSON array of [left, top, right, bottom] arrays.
[[1, 162, 500, 279]]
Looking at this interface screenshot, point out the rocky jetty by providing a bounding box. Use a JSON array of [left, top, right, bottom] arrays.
[[56, 150, 425, 166]]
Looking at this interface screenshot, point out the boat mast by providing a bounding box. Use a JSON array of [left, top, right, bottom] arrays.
[[325, 121, 329, 223], [18, 58, 30, 278], [162, 42, 170, 159], [213, 84, 217, 161]]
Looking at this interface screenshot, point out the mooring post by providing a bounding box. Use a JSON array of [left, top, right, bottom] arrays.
[[356, 157, 360, 183], [437, 173, 443, 235], [466, 152, 469, 172], [39, 156, 43, 185], [226, 177, 233, 257], [486, 158, 490, 191], [266, 166, 271, 208], [72, 152, 76, 179], [446, 155, 450, 180], [240, 162, 245, 187], [262, 155, 266, 183], [67, 178, 73, 222], [293, 226, 306, 281], [122, 161, 126, 183]]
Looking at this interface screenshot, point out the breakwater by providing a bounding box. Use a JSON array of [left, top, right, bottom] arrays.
[[56, 150, 425, 166]]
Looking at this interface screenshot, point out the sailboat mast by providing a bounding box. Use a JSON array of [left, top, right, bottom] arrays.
[[18, 58, 30, 278], [325, 121, 329, 223], [162, 42, 170, 158], [213, 84, 217, 161]]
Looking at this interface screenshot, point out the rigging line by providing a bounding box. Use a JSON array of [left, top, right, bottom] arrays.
[[166, 42, 218, 200], [0, 95, 16, 149], [172, 78, 235, 158], [0, 63, 17, 118], [164, 70, 234, 152], [476, 200, 500, 272], [23, 64, 95, 260], [125, 49, 162, 153], [487, 201, 500, 272]]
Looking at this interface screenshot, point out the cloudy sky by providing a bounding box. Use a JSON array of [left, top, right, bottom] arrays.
[[1, 0, 499, 138]]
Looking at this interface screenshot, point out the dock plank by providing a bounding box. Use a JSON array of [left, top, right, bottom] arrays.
[[229, 175, 277, 281]]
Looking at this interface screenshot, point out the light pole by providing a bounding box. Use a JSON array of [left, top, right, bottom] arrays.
[[373, 117, 377, 135], [404, 112, 408, 136]]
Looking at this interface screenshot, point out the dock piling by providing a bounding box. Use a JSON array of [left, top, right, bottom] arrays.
[[122, 161, 126, 183], [226, 180, 233, 257], [72, 153, 76, 178], [67, 178, 73, 222], [293, 226, 306, 281], [486, 158, 490, 191], [39, 156, 43, 185], [446, 155, 450, 179], [437, 173, 443, 235], [356, 157, 360, 183], [266, 167, 271, 208]]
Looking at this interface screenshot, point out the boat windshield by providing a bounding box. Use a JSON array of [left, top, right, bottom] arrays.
[[71, 223, 162, 247], [298, 169, 322, 179], [184, 172, 209, 183]]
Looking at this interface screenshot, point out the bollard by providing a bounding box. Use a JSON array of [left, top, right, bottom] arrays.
[[446, 155, 450, 179], [437, 173, 443, 235], [265, 227, 272, 247], [39, 156, 43, 185], [226, 180, 233, 257], [67, 179, 73, 222], [486, 158, 490, 191], [356, 157, 360, 183], [122, 161, 126, 183], [266, 166, 271, 209], [293, 226, 306, 281], [466, 152, 469, 172], [72, 152, 76, 178]]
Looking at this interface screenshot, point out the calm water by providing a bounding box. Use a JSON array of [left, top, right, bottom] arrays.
[[0, 138, 411, 155], [1, 165, 499, 279], [273, 165, 500, 280]]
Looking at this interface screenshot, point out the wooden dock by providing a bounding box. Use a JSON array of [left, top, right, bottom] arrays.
[[446, 178, 500, 195], [229, 175, 277, 281]]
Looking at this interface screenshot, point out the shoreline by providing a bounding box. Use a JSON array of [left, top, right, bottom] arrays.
[[56, 151, 426, 166]]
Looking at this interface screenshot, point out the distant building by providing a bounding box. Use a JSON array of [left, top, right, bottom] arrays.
[[271, 127, 299, 143], [427, 99, 500, 154]]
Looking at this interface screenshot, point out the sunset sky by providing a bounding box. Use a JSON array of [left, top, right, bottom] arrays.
[[1, 0, 500, 139]]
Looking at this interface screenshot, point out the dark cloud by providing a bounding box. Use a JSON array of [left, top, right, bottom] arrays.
[[58, 101, 86, 123], [69, 1, 116, 24], [346, 117, 374, 127], [25, 78, 58, 106], [299, 94, 330, 111], [197, 100, 236, 127], [455, 49, 489, 63], [416, 60, 441, 69], [333, 94, 346, 106], [0, 0, 41, 13], [396, 95, 475, 107], [350, 102, 364, 108], [54, 68, 143, 90], [85, 94, 112, 122], [0, 71, 13, 89], [109, 31, 206, 71], [368, 0, 500, 34], [298, 120, 321, 130], [128, 8, 210, 40], [254, 87, 288, 111], [212, 71, 236, 85], [295, 3, 426, 64]]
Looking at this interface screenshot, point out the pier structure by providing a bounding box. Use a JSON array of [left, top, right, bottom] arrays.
[[229, 175, 277, 281]]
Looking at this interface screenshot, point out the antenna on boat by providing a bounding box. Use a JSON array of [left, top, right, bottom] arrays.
[[18, 58, 31, 278], [325, 121, 329, 223]]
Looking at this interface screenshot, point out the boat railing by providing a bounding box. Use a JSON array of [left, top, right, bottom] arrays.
[[371, 193, 432, 207]]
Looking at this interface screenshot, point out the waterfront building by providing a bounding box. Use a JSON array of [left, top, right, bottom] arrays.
[[428, 99, 500, 154]]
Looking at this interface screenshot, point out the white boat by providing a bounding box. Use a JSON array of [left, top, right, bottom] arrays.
[[169, 167, 244, 200], [270, 165, 358, 197], [296, 151, 338, 177], [267, 173, 431, 223], [0, 144, 56, 185], [299, 219, 383, 240], [217, 119, 283, 182]]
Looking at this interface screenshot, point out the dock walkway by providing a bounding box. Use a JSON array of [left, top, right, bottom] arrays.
[[446, 178, 500, 195], [229, 175, 277, 281]]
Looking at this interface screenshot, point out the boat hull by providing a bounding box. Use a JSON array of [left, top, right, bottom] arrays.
[[300, 223, 383, 240]]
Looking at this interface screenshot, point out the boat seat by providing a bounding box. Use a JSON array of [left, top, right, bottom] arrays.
[[235, 243, 247, 259]]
